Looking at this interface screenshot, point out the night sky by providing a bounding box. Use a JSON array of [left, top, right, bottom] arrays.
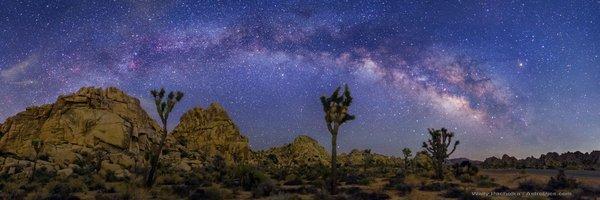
[[1, 1, 599, 160]]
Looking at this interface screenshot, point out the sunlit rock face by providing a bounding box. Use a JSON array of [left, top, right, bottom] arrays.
[[0, 87, 161, 158], [171, 102, 251, 165], [256, 135, 330, 168], [0, 87, 162, 178]]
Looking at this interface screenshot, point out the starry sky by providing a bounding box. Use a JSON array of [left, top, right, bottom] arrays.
[[1, 1, 599, 160]]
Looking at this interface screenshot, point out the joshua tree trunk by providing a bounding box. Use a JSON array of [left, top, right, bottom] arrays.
[[29, 151, 38, 182], [434, 162, 443, 179], [146, 120, 168, 187], [330, 130, 338, 195]]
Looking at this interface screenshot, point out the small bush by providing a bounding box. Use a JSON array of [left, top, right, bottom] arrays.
[[344, 186, 390, 200], [189, 186, 233, 200], [283, 174, 302, 186], [546, 170, 578, 190], [393, 182, 412, 196], [419, 181, 456, 191], [105, 170, 119, 182], [48, 179, 84, 199], [458, 174, 473, 183], [172, 184, 195, 197], [232, 165, 268, 191], [493, 186, 511, 192], [476, 175, 498, 188], [517, 179, 545, 191], [444, 187, 467, 198], [252, 179, 278, 198]]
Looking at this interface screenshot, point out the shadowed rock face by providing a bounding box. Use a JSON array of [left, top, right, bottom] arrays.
[[171, 103, 251, 165]]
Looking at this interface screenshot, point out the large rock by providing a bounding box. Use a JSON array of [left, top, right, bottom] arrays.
[[339, 149, 402, 168], [171, 103, 251, 165], [0, 87, 161, 170], [256, 135, 330, 167]]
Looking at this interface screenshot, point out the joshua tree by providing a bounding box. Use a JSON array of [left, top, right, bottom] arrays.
[[320, 84, 355, 194], [363, 149, 374, 172], [402, 148, 412, 171], [422, 128, 459, 180], [29, 139, 44, 182], [145, 88, 184, 187]]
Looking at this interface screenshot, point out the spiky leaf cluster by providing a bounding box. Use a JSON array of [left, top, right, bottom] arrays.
[[402, 148, 412, 158], [151, 88, 184, 124], [422, 128, 459, 161], [31, 139, 43, 154], [320, 84, 355, 130]]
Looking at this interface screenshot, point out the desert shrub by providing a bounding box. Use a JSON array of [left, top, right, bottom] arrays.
[[419, 181, 456, 191], [0, 183, 27, 199], [344, 186, 390, 200], [84, 175, 107, 192], [393, 182, 412, 196], [104, 170, 119, 182], [39, 154, 50, 161], [48, 179, 85, 199], [385, 169, 406, 188], [517, 179, 545, 191], [189, 186, 233, 200], [295, 163, 329, 181], [183, 172, 204, 186], [344, 173, 371, 185], [32, 166, 56, 183], [283, 174, 303, 186], [172, 184, 195, 198], [493, 185, 511, 192], [312, 189, 332, 200], [458, 174, 473, 183], [444, 186, 467, 198], [160, 174, 184, 185], [74, 153, 96, 175], [252, 179, 278, 198], [453, 161, 479, 177], [264, 194, 303, 200], [476, 175, 498, 188], [546, 170, 578, 190], [231, 165, 268, 191], [575, 184, 600, 199]]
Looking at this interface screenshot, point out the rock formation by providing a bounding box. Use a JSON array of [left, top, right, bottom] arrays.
[[256, 135, 329, 167], [339, 149, 402, 168], [171, 103, 251, 165], [481, 151, 600, 170], [0, 87, 161, 179]]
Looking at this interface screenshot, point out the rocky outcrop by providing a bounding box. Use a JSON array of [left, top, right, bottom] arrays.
[[171, 103, 250, 165], [481, 151, 600, 170], [256, 135, 329, 167], [339, 149, 402, 168], [0, 87, 162, 178]]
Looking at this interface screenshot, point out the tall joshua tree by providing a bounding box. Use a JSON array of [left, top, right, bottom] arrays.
[[422, 128, 459, 180], [145, 88, 184, 187], [320, 84, 355, 195], [402, 148, 412, 171], [30, 139, 44, 182]]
